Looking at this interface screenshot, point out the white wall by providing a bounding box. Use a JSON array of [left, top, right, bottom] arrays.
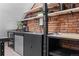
[[0, 3, 33, 37]]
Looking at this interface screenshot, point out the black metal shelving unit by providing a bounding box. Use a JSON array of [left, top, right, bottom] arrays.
[[42, 3, 66, 56], [48, 37, 79, 56], [0, 41, 4, 56], [42, 3, 79, 56], [0, 38, 10, 56]]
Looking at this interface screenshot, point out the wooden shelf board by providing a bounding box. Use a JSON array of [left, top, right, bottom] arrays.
[[26, 6, 42, 14], [49, 52, 62, 56], [24, 15, 43, 21], [48, 33, 79, 40], [23, 7, 79, 21], [25, 4, 59, 14]]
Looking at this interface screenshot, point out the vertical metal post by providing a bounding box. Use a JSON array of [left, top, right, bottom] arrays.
[[70, 3, 73, 8], [59, 3, 63, 11], [59, 3, 66, 10], [43, 3, 48, 56], [70, 3, 75, 8]]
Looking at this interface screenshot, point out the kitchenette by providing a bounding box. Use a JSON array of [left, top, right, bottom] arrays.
[[7, 3, 79, 56], [8, 30, 43, 56]]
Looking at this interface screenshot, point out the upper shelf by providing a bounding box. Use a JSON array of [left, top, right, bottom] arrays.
[[26, 6, 42, 14], [25, 4, 60, 14], [23, 7, 79, 21]]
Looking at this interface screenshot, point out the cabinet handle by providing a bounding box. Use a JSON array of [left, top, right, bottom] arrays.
[[31, 45, 32, 48]]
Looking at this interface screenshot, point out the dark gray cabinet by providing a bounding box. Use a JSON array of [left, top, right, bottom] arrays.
[[14, 32, 43, 56], [24, 34, 31, 56], [31, 34, 42, 56], [24, 34, 43, 56]]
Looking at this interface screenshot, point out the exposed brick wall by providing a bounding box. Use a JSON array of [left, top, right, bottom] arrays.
[[27, 19, 43, 33], [48, 12, 79, 33], [60, 40, 79, 50], [26, 12, 79, 50], [27, 12, 79, 33]]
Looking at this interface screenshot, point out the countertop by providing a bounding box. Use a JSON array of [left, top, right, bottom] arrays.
[[8, 30, 79, 40], [48, 33, 79, 40], [8, 30, 44, 35]]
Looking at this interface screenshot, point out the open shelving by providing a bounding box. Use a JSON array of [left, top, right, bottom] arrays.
[[22, 3, 79, 56], [23, 7, 79, 21], [48, 36, 79, 56], [25, 3, 60, 15]]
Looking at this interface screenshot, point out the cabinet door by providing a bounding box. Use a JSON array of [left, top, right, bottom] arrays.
[[24, 34, 31, 56], [31, 35, 42, 56], [15, 35, 23, 56]]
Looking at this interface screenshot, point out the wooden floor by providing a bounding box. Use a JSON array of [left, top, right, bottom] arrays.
[[4, 42, 20, 56]]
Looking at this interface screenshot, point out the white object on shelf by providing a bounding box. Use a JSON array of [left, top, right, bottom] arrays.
[[39, 18, 43, 26], [37, 13, 43, 16]]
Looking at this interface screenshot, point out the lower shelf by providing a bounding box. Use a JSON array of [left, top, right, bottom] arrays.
[[49, 52, 62, 56], [49, 48, 79, 56]]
